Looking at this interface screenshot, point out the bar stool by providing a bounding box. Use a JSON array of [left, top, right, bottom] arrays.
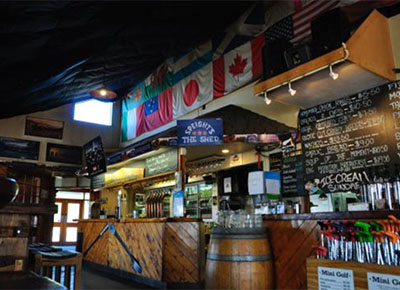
[[34, 251, 82, 290]]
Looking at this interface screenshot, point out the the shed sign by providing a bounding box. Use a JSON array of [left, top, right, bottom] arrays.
[[177, 119, 223, 146]]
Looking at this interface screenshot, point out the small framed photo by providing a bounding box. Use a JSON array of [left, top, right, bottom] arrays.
[[46, 143, 82, 165], [25, 116, 64, 140], [0, 137, 40, 160]]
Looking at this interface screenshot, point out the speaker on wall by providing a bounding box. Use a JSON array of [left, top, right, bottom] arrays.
[[262, 38, 292, 80], [284, 44, 312, 69], [311, 7, 350, 58]]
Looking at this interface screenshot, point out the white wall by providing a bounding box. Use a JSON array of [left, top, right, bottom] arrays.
[[0, 100, 121, 166]]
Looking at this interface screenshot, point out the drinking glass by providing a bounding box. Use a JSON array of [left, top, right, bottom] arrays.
[[255, 214, 263, 228], [236, 210, 245, 228], [245, 214, 254, 228]]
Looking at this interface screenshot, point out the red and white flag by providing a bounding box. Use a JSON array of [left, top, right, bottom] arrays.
[[291, 0, 340, 43], [213, 33, 265, 98]]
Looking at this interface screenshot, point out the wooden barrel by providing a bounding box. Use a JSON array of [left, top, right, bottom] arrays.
[[205, 228, 274, 289]]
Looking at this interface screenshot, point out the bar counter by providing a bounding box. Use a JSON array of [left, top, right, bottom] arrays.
[[77, 217, 204, 288], [262, 210, 400, 289]]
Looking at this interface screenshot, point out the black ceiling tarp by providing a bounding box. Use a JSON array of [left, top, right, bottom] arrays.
[[0, 1, 254, 119]]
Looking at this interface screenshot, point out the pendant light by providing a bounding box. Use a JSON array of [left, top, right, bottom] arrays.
[[89, 57, 118, 102]]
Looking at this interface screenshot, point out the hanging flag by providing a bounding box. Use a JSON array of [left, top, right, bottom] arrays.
[[265, 0, 340, 44], [213, 1, 266, 58], [121, 61, 174, 141], [173, 62, 213, 119], [172, 41, 213, 119], [213, 33, 265, 98], [136, 88, 173, 137]]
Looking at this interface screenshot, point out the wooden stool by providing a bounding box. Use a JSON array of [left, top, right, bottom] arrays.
[[34, 251, 82, 290]]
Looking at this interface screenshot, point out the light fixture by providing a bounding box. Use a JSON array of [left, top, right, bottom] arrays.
[[329, 65, 339, 80], [89, 57, 118, 102], [264, 91, 271, 105], [221, 149, 230, 154], [89, 88, 117, 102], [288, 82, 296, 96], [256, 43, 350, 98], [99, 89, 107, 97]]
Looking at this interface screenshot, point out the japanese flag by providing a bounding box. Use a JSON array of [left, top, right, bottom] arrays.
[[173, 62, 213, 119]]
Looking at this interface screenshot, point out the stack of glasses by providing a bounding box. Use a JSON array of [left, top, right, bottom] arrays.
[[217, 210, 263, 228]]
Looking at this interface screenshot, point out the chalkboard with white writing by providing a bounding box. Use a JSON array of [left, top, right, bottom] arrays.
[[300, 81, 400, 193], [281, 151, 305, 197], [145, 149, 177, 177]]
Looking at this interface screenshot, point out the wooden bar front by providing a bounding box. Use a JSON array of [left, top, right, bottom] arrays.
[[77, 218, 204, 286], [263, 210, 400, 289]]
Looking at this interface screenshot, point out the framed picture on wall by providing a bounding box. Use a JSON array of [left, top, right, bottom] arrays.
[[25, 116, 64, 140], [46, 143, 82, 165], [0, 137, 40, 160]]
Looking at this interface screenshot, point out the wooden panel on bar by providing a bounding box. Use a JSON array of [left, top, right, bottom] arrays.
[[108, 222, 164, 281], [307, 257, 400, 290], [163, 222, 203, 283], [79, 221, 109, 266], [78, 218, 204, 286]]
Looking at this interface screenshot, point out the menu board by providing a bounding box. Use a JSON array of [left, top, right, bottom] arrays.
[[300, 81, 400, 192], [145, 150, 177, 177], [282, 152, 305, 197]]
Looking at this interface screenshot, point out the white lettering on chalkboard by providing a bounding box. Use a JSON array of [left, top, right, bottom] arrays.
[[300, 82, 400, 193], [387, 81, 400, 91]]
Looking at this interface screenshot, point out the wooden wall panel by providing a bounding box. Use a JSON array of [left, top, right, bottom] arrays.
[[0, 237, 28, 257], [0, 214, 29, 237], [79, 222, 109, 266], [163, 222, 203, 283], [108, 222, 163, 281], [264, 220, 318, 289]]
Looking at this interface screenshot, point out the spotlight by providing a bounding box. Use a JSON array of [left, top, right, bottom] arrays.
[[288, 82, 296, 96], [329, 65, 339, 80], [264, 91, 271, 105]]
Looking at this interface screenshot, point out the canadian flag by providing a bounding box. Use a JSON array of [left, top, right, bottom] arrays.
[[213, 33, 265, 98]]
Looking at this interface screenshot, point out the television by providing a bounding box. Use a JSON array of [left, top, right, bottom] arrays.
[[83, 136, 107, 177]]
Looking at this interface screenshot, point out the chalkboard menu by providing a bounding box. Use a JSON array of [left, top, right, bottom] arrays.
[[282, 151, 305, 197], [145, 150, 177, 177], [268, 152, 282, 172], [300, 81, 400, 192]]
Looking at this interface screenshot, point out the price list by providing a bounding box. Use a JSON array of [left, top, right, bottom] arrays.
[[282, 151, 305, 197], [318, 267, 354, 290], [300, 83, 394, 192]]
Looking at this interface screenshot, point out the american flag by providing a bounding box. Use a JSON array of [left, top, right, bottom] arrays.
[[266, 0, 340, 44]]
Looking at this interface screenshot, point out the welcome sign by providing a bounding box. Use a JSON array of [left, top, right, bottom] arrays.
[[177, 119, 223, 146]]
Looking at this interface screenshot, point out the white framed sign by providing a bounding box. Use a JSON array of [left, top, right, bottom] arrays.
[[368, 272, 400, 290], [318, 267, 354, 290]]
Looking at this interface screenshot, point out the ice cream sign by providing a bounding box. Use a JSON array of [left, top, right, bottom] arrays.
[[177, 119, 223, 146]]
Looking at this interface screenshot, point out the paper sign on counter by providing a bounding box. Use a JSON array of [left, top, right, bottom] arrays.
[[368, 272, 400, 290], [318, 267, 354, 290]]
